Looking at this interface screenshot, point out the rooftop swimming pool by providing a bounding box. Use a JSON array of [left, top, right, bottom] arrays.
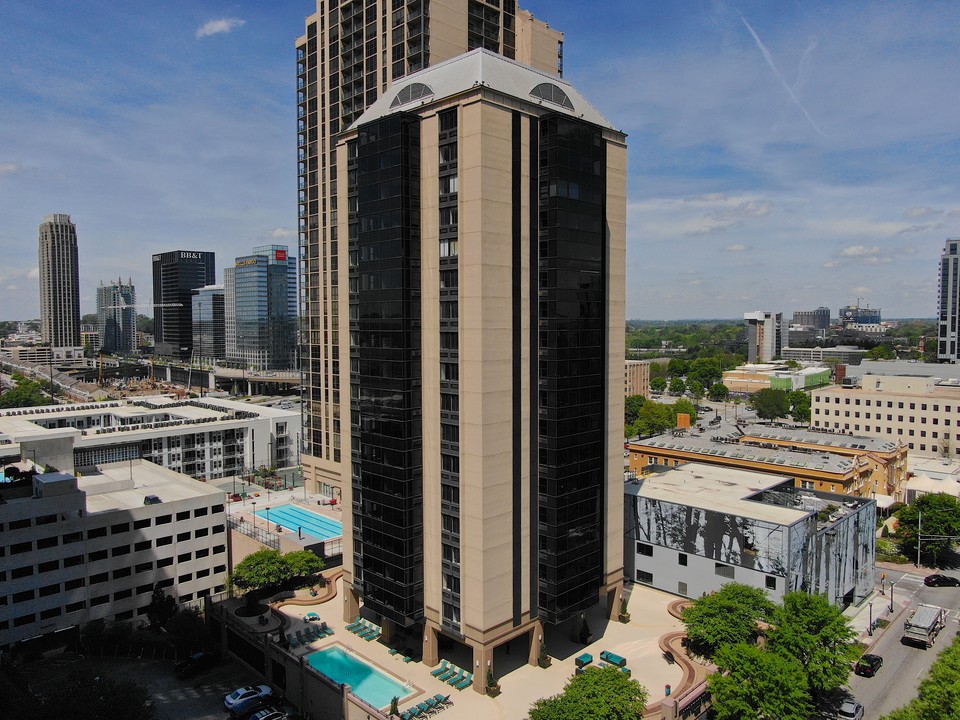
[[254, 503, 342, 541], [307, 645, 413, 709]]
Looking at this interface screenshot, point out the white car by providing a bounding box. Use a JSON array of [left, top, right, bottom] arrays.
[[223, 685, 273, 711], [837, 698, 864, 720]]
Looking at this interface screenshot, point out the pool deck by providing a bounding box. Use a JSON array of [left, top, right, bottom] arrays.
[[227, 488, 343, 547], [274, 577, 695, 719]]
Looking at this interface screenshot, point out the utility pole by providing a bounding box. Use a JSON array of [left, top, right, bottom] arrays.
[[917, 511, 922, 568]]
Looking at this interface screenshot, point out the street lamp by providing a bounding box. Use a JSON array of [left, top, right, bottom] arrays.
[[889, 580, 897, 613], [868, 601, 873, 636], [251, 500, 257, 528]]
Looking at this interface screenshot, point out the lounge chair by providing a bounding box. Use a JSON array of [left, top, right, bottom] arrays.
[[358, 624, 377, 639], [407, 707, 423, 719], [295, 629, 308, 645], [363, 624, 381, 640], [389, 648, 399, 656], [319, 621, 335, 636], [433, 694, 451, 706], [402, 655, 413, 663], [438, 665, 459, 682], [454, 672, 472, 691], [424, 697, 441, 713], [445, 669, 465, 686], [400, 711, 414, 720], [345, 616, 363, 631], [417, 702, 434, 715], [429, 660, 449, 677], [286, 632, 300, 648], [354, 620, 371, 636]]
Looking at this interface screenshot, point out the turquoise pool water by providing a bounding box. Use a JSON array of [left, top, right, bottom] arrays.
[[307, 646, 412, 708], [254, 503, 343, 540]]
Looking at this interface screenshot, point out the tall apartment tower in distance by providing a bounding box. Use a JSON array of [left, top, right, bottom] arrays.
[[38, 214, 81, 349], [152, 251, 215, 360], [938, 238, 960, 362], [792, 306, 831, 330], [95, 278, 137, 354], [192, 285, 226, 363], [314, 49, 625, 692], [224, 245, 297, 371], [744, 311, 783, 363]]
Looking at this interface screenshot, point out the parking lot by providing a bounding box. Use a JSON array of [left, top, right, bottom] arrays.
[[29, 653, 291, 720]]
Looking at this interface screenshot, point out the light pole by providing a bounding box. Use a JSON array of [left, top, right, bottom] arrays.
[[251, 500, 257, 528], [868, 601, 873, 636], [266, 506, 270, 532], [889, 580, 897, 613]]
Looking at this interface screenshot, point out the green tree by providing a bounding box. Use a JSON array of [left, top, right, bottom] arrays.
[[882, 634, 960, 720], [667, 358, 689, 377], [750, 388, 790, 420], [146, 586, 176, 629], [896, 493, 960, 566], [673, 398, 698, 424], [0, 375, 48, 409], [164, 607, 210, 658], [37, 666, 154, 720], [709, 383, 729, 401], [635, 401, 674, 437], [668, 377, 686, 396], [766, 592, 859, 700], [232, 549, 291, 591], [528, 665, 648, 720], [680, 583, 774, 659], [866, 344, 896, 360], [649, 377, 667, 394], [285, 549, 325, 580], [624, 395, 646, 425], [688, 357, 722, 389], [709, 643, 812, 720], [687, 380, 705, 402], [787, 391, 811, 423]]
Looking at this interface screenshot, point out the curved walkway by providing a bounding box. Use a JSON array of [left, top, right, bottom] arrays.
[[272, 568, 344, 608], [641, 600, 714, 718]]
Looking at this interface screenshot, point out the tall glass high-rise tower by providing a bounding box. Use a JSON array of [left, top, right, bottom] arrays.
[[38, 214, 81, 349]]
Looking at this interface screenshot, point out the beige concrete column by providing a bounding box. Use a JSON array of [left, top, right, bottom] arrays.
[[606, 581, 625, 621], [473, 641, 494, 693], [422, 621, 439, 667], [342, 584, 360, 623], [528, 621, 544, 666]]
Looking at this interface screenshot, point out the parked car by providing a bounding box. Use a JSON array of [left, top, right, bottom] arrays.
[[174, 651, 218, 678], [837, 698, 864, 720], [924, 573, 960, 587], [246, 707, 287, 720], [853, 653, 883, 677], [232, 696, 277, 719], [224, 685, 273, 712]]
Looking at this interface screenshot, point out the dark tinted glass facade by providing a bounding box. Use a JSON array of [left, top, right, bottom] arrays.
[[536, 115, 607, 624], [349, 114, 424, 627], [152, 251, 216, 360]]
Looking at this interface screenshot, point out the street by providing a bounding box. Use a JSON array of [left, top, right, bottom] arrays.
[[848, 569, 960, 717]]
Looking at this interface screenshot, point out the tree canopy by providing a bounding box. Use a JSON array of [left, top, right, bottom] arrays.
[[624, 395, 646, 426], [895, 492, 960, 566], [709, 643, 812, 720], [36, 666, 154, 720], [766, 592, 859, 699], [680, 583, 774, 659], [687, 357, 723, 389], [528, 665, 648, 720], [231, 548, 325, 593], [650, 377, 667, 393], [0, 374, 49, 409], [787, 391, 811, 423], [668, 377, 686, 396], [750, 388, 790, 420], [709, 383, 729, 401], [687, 380, 705, 401]]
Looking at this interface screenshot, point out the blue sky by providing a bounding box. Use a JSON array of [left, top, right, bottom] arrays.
[[1, 1, 958, 321]]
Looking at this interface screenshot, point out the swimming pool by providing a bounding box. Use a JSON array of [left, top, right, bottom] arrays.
[[254, 503, 343, 540], [307, 645, 413, 709]]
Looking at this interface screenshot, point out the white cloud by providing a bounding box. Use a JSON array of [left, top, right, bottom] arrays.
[[268, 227, 296, 239], [26, 267, 39, 279], [196, 18, 245, 39], [722, 243, 751, 252], [0, 163, 16, 175], [839, 245, 880, 258], [904, 206, 940, 219]]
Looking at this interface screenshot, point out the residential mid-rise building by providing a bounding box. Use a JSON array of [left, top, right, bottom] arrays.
[[321, 48, 627, 690], [297, 0, 564, 492], [0, 460, 227, 651], [625, 360, 651, 398], [152, 251, 216, 360], [743, 311, 783, 363], [625, 463, 875, 607], [839, 303, 880, 326], [95, 278, 137, 355], [780, 345, 867, 365], [192, 285, 226, 363], [224, 246, 297, 371], [938, 239, 960, 362], [38, 213, 81, 349], [792, 306, 831, 330]]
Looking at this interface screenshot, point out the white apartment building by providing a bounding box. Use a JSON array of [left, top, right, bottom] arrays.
[[0, 460, 227, 650], [0, 396, 300, 480], [813, 374, 960, 458]]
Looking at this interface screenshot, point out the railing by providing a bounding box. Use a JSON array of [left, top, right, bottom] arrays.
[[228, 515, 280, 550]]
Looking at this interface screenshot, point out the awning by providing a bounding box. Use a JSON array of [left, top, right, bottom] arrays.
[[874, 494, 896, 509]]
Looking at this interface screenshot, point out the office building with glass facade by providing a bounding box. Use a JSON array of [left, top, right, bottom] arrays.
[[152, 251, 216, 360]]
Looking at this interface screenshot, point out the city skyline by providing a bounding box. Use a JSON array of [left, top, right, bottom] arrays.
[[2, 1, 960, 321]]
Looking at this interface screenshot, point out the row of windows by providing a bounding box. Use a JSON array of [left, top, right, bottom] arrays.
[[0, 505, 224, 534], [825, 396, 950, 412], [3, 545, 226, 580], [4, 527, 225, 558], [817, 408, 948, 425]]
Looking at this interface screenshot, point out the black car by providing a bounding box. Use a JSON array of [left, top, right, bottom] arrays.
[[174, 651, 218, 678], [854, 653, 883, 677], [924, 573, 960, 587]]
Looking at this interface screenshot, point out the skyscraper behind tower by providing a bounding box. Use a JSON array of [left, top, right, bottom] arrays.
[[95, 278, 137, 354], [938, 238, 960, 362], [152, 251, 215, 360], [296, 0, 564, 522], [38, 213, 81, 348]]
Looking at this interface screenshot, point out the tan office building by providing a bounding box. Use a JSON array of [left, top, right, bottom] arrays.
[[302, 44, 625, 695], [813, 374, 960, 459], [625, 360, 650, 398], [38, 214, 81, 349]]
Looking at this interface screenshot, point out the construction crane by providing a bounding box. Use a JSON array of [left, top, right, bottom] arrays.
[[104, 299, 182, 310]]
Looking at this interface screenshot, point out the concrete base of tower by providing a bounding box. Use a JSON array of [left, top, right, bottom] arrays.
[[342, 581, 360, 624]]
